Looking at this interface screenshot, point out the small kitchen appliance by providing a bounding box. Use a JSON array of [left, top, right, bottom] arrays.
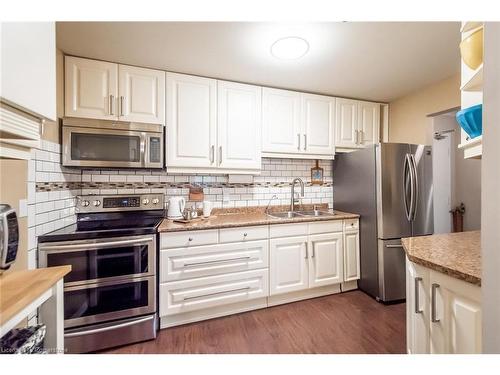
[[167, 196, 186, 219], [0, 204, 19, 272]]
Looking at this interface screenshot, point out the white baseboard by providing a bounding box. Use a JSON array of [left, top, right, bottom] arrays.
[[341, 280, 358, 292], [267, 284, 341, 307]]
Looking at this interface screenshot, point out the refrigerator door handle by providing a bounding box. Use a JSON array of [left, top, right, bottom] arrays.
[[410, 154, 419, 221], [403, 154, 412, 221]]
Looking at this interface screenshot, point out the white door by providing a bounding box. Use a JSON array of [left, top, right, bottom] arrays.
[[166, 73, 217, 169], [301, 94, 335, 155], [262, 88, 302, 154], [118, 65, 165, 124], [335, 98, 358, 148], [65, 56, 118, 120], [343, 230, 360, 282], [406, 258, 430, 354], [217, 80, 261, 170], [429, 271, 482, 354], [308, 233, 343, 288], [358, 101, 380, 146], [269, 236, 308, 295]]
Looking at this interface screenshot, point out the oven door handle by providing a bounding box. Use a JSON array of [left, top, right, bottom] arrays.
[[64, 315, 155, 337], [39, 237, 152, 252]]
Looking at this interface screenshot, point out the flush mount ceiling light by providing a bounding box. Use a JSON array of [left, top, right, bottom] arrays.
[[271, 37, 309, 60]]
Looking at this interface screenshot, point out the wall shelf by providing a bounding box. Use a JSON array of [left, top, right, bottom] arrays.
[[461, 64, 483, 92], [458, 135, 482, 159]]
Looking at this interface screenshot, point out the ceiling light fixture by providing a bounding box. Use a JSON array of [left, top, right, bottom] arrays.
[[271, 37, 309, 60]]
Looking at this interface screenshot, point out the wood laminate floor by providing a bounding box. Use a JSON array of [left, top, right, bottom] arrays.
[[102, 290, 406, 354]]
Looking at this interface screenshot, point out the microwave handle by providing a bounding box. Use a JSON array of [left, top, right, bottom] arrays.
[[39, 237, 152, 252]]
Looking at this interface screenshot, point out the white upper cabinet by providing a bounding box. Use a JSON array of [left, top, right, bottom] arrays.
[[358, 101, 380, 146], [308, 233, 343, 288], [336, 98, 380, 150], [65, 56, 165, 124], [217, 80, 261, 171], [65, 56, 118, 120], [301, 94, 336, 155], [262, 88, 302, 154], [166, 72, 217, 170], [118, 65, 165, 124], [335, 98, 358, 149]]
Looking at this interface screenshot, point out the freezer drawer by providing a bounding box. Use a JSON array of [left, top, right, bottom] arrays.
[[377, 239, 406, 302]]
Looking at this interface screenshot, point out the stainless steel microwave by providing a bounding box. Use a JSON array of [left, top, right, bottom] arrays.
[[62, 118, 164, 169]]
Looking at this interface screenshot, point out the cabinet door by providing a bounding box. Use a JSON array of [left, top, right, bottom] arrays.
[[335, 98, 358, 148], [262, 88, 302, 154], [217, 80, 261, 170], [429, 270, 482, 354], [301, 94, 335, 155], [358, 101, 380, 146], [118, 65, 165, 124], [269, 236, 308, 295], [166, 73, 217, 168], [65, 56, 118, 120], [308, 233, 343, 288], [406, 258, 430, 354], [343, 230, 360, 282]]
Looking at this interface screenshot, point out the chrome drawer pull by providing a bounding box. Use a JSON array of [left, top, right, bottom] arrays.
[[414, 277, 423, 314], [183, 256, 251, 267], [183, 286, 251, 301], [431, 283, 440, 323]]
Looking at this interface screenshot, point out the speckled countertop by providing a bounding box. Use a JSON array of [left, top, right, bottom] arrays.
[[158, 204, 359, 233], [402, 231, 481, 286]]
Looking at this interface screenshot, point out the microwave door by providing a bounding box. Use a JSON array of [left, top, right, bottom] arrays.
[[62, 126, 144, 168]]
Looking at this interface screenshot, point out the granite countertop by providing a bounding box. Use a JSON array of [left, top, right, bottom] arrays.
[[402, 231, 481, 286], [158, 204, 359, 233]]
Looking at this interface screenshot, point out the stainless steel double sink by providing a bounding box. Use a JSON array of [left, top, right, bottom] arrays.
[[266, 210, 335, 219]]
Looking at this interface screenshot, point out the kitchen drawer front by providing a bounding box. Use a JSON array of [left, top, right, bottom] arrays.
[[308, 220, 343, 235], [344, 219, 359, 231], [219, 225, 268, 243], [159, 269, 269, 316], [160, 240, 269, 281], [160, 229, 218, 249], [269, 222, 308, 238]]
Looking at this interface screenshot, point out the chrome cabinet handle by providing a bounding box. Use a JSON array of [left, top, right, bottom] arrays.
[[431, 283, 440, 322], [120, 96, 125, 116], [303, 134, 307, 151], [188, 237, 193, 242], [311, 244, 315, 258], [355, 130, 359, 145], [183, 286, 251, 301], [109, 94, 114, 115], [386, 244, 404, 248], [297, 133, 301, 150], [184, 256, 251, 267], [219, 146, 222, 165], [359, 130, 364, 144], [243, 233, 248, 237], [414, 277, 423, 314], [210, 145, 215, 164], [305, 242, 309, 259]]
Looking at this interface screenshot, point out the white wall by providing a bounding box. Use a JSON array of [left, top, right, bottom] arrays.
[[482, 21, 500, 354], [432, 114, 481, 231], [0, 22, 56, 120]]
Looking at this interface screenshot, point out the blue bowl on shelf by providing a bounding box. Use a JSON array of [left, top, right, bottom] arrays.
[[456, 104, 482, 139]]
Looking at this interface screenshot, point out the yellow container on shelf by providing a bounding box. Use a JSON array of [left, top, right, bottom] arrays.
[[460, 27, 483, 70]]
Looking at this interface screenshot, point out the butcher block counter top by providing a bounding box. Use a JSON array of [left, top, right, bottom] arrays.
[[402, 231, 481, 286], [158, 205, 359, 233]]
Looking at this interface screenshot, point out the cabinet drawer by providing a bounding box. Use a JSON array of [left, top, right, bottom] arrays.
[[160, 229, 218, 249], [269, 223, 308, 238], [219, 225, 268, 243], [160, 240, 269, 281], [344, 219, 359, 231], [159, 269, 268, 316], [309, 220, 343, 235]]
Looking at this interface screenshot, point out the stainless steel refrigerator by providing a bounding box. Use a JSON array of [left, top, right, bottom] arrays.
[[333, 143, 433, 302]]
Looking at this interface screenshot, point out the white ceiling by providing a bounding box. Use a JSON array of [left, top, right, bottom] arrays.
[[56, 22, 461, 102]]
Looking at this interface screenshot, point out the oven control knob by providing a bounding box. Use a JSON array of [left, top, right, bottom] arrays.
[[152, 198, 159, 205], [93, 200, 101, 207], [142, 198, 150, 205], [81, 200, 90, 207]]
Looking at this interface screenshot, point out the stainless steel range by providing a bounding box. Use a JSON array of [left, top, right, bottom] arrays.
[[38, 194, 164, 353]]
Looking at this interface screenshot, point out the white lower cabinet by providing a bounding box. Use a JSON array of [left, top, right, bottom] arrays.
[[343, 230, 360, 282], [406, 257, 482, 354], [159, 218, 360, 328]]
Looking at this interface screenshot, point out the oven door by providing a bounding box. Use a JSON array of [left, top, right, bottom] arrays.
[[63, 276, 156, 328], [39, 235, 155, 287], [62, 126, 146, 168]]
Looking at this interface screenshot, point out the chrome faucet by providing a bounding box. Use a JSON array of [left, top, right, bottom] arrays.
[[290, 178, 305, 212]]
